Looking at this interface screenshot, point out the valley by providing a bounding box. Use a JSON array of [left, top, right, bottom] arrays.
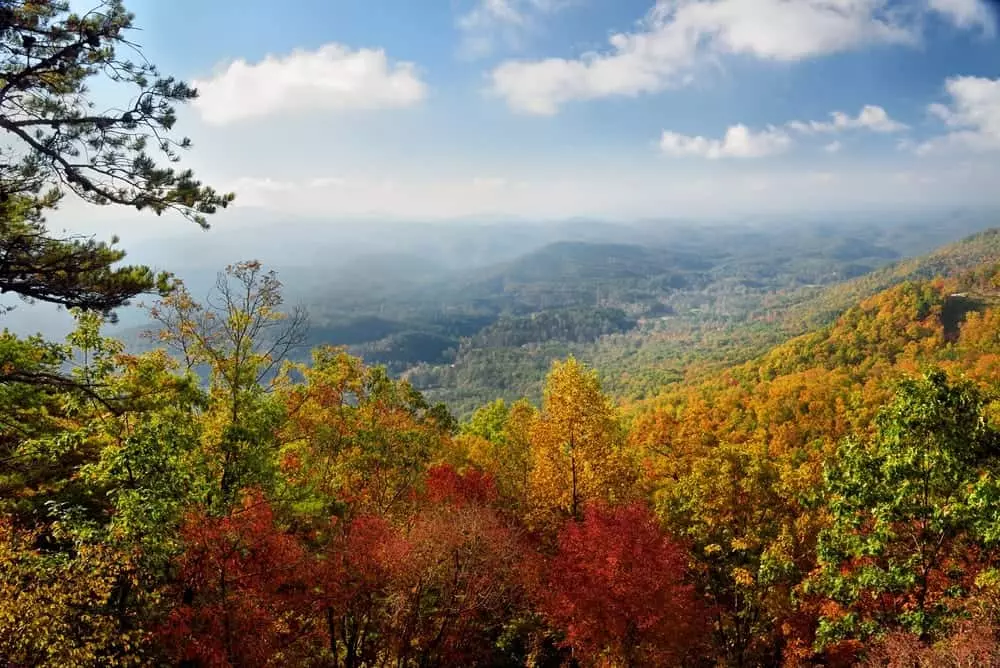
[[278, 211, 1000, 415]]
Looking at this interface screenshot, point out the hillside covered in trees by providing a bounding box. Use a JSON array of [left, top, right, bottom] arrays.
[[5, 2, 1000, 668], [7, 243, 1000, 667], [401, 226, 1000, 415]]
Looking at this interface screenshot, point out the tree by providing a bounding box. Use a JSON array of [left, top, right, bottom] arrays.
[[655, 439, 803, 666], [0, 312, 211, 666], [0, 328, 81, 519], [277, 346, 451, 520], [463, 398, 535, 513], [0, 195, 174, 316], [310, 466, 524, 668], [314, 514, 397, 668], [539, 502, 708, 667], [0, 310, 174, 524], [384, 466, 526, 667], [0, 0, 234, 542], [528, 358, 633, 528], [157, 491, 317, 667], [462, 398, 510, 444], [78, 343, 209, 570], [150, 261, 308, 504], [0, 518, 149, 667], [860, 621, 1000, 668], [814, 370, 1000, 646], [0, 0, 233, 316], [150, 261, 308, 424]]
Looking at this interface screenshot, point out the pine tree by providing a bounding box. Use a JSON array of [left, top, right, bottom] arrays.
[[0, 0, 233, 318]]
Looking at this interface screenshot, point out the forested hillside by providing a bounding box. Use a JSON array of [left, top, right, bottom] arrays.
[[400, 226, 1000, 415], [111, 210, 1000, 418], [7, 243, 1000, 667]]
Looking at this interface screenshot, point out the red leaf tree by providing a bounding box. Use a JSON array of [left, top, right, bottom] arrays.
[[315, 465, 527, 667], [423, 463, 499, 507], [156, 491, 316, 667], [540, 502, 709, 667], [314, 514, 397, 668], [383, 465, 526, 666]]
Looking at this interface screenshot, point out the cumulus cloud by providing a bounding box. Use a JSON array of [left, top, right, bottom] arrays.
[[657, 104, 906, 160], [491, 0, 924, 114], [927, 0, 995, 31], [787, 105, 908, 134], [457, 0, 569, 58], [917, 76, 1000, 153], [192, 44, 427, 125], [659, 124, 791, 159]]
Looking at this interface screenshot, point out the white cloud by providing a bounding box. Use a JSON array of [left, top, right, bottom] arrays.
[[892, 170, 938, 186], [656, 105, 905, 160], [787, 105, 909, 133], [659, 124, 791, 159], [927, 0, 995, 31], [192, 44, 427, 125], [491, 0, 923, 114], [457, 0, 569, 58], [807, 171, 839, 183], [917, 76, 1000, 153]]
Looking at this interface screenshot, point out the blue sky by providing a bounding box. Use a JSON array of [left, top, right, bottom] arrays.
[[57, 0, 1000, 239]]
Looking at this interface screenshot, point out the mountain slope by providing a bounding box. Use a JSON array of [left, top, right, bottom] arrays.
[[591, 227, 1000, 402], [111, 221, 1000, 418]]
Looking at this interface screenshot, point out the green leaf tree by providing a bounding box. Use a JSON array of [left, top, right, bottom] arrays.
[[463, 398, 535, 513], [148, 261, 308, 506], [814, 370, 1000, 646]]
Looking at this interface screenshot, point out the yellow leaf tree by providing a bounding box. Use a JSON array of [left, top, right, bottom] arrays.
[[0, 520, 148, 667], [528, 358, 634, 529], [463, 398, 537, 514]]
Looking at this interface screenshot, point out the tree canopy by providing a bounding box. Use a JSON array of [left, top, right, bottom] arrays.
[[0, 0, 232, 316]]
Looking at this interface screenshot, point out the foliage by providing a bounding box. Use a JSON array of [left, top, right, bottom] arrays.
[[156, 491, 316, 667], [0, 197, 172, 315], [814, 371, 1000, 645], [0, 0, 232, 317], [0, 520, 148, 667], [149, 261, 309, 506], [860, 621, 1000, 667], [539, 502, 708, 667], [383, 479, 526, 666], [277, 345, 453, 520], [527, 357, 634, 528], [655, 440, 803, 666], [463, 398, 535, 510], [314, 513, 397, 667]]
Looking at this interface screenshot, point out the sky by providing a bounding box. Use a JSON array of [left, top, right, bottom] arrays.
[[52, 0, 1000, 242]]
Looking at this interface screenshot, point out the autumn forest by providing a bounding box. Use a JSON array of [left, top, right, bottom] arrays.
[[5, 2, 1000, 667]]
